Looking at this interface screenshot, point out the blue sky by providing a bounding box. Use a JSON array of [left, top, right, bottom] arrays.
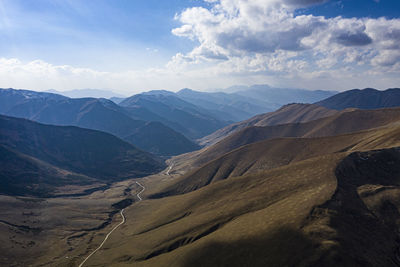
[[298, 0, 400, 19], [0, 0, 204, 70], [0, 0, 399, 93]]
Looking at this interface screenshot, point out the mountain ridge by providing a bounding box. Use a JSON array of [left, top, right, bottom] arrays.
[[172, 107, 400, 174], [199, 103, 339, 146], [0, 114, 165, 197], [0, 88, 199, 156], [315, 87, 400, 110]]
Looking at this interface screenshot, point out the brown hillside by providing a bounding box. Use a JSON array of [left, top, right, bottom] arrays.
[[199, 103, 339, 146], [153, 123, 400, 198], [83, 140, 400, 266], [82, 153, 343, 267], [185, 107, 400, 169]]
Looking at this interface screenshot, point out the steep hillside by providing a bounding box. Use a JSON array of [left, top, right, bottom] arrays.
[[154, 124, 400, 197], [189, 107, 400, 168], [124, 121, 200, 156], [0, 115, 164, 196], [77, 153, 344, 267], [86, 147, 400, 266], [120, 92, 229, 139], [0, 145, 97, 196], [315, 88, 400, 110], [199, 103, 339, 146], [80, 122, 400, 267], [0, 88, 198, 156]]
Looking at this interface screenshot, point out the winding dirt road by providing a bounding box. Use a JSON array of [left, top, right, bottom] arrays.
[[78, 181, 145, 267]]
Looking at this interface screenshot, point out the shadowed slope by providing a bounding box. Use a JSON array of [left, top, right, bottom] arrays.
[[176, 88, 276, 122], [0, 115, 164, 196], [0, 88, 199, 156], [120, 93, 229, 139]]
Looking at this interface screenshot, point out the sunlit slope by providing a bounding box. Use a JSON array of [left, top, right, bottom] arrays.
[[186, 107, 400, 169], [152, 123, 400, 198], [315, 87, 400, 110], [199, 103, 339, 146]]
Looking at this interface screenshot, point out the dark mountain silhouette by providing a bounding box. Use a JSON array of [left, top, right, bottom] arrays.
[[0, 115, 164, 197], [315, 88, 400, 110], [124, 121, 200, 155], [0, 88, 199, 156]]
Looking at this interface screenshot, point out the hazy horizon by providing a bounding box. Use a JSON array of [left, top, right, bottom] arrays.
[[2, 84, 397, 99]]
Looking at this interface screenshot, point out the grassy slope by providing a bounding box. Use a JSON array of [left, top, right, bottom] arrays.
[[152, 122, 400, 197], [87, 154, 342, 267], [181, 107, 400, 170], [0, 145, 100, 196], [315, 87, 400, 110], [83, 123, 400, 267], [199, 103, 339, 146]]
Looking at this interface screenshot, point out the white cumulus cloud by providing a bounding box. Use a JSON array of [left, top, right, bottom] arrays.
[[169, 0, 400, 90]]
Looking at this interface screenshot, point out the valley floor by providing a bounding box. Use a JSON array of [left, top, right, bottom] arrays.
[[0, 166, 175, 267]]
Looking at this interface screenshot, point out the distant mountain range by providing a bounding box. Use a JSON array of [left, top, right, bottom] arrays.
[[315, 88, 400, 110], [3, 86, 398, 158], [0, 115, 164, 197], [119, 86, 338, 139], [231, 84, 337, 105], [120, 86, 337, 124], [0, 88, 199, 156], [120, 92, 230, 139], [176, 88, 277, 122], [200, 87, 400, 146]]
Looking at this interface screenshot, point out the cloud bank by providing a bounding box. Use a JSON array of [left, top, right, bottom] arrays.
[[168, 0, 400, 90]]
